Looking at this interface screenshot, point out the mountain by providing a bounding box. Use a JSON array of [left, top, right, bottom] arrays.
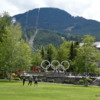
[[13, 8, 100, 47], [13, 8, 100, 36]]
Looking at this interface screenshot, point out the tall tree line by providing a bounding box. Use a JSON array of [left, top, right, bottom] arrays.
[[33, 35, 100, 74], [0, 13, 32, 79]]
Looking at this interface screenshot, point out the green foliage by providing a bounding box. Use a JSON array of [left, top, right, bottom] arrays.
[[23, 27, 81, 48], [77, 79, 84, 84], [45, 44, 57, 62], [86, 78, 92, 82], [22, 25, 85, 49], [69, 41, 79, 60], [34, 29, 64, 48], [82, 35, 95, 45], [31, 35, 100, 73], [15, 39, 32, 70], [0, 11, 100, 76], [73, 46, 97, 73], [94, 68, 100, 75], [0, 19, 32, 74], [69, 41, 79, 71], [73, 35, 99, 74], [57, 41, 71, 62], [0, 12, 11, 42], [32, 50, 42, 67], [48, 79, 55, 82], [95, 50, 100, 61], [77, 78, 92, 85], [22, 27, 36, 41], [40, 45, 46, 59], [69, 42, 74, 60]]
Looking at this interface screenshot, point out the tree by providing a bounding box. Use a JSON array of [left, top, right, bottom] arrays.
[[40, 45, 46, 60], [82, 35, 95, 45], [0, 24, 32, 79], [45, 44, 57, 62], [15, 40, 32, 71], [69, 41, 79, 71], [0, 12, 10, 42], [73, 35, 99, 74], [32, 50, 42, 66], [57, 41, 71, 62], [69, 41, 74, 60], [56, 41, 71, 71]]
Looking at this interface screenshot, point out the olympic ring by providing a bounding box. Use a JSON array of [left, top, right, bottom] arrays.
[[51, 60, 60, 70], [41, 60, 50, 70], [41, 60, 70, 71], [61, 60, 70, 71]]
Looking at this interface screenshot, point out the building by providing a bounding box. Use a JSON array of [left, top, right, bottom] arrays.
[[94, 42, 100, 50]]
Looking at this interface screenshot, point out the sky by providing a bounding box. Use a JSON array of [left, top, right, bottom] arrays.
[[0, 0, 100, 21]]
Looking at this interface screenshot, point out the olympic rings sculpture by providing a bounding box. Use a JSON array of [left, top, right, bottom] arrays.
[[41, 60, 70, 71]]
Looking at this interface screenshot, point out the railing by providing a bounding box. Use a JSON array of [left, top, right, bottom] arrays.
[[20, 72, 99, 78]]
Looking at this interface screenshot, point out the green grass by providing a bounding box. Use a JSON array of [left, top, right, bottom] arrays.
[[0, 81, 100, 100]]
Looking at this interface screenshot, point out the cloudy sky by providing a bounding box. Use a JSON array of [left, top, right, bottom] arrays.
[[0, 0, 100, 21]]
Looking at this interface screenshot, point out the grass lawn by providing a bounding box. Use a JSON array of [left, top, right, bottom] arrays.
[[0, 80, 100, 100]]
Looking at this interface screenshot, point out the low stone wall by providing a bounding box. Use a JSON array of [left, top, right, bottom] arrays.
[[20, 72, 96, 84]]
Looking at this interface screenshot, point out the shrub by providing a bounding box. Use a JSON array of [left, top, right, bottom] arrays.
[[13, 77, 21, 80], [86, 78, 92, 82], [48, 79, 55, 82], [63, 80, 72, 84], [77, 79, 84, 84]]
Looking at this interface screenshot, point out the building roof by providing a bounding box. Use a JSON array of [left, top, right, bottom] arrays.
[[96, 44, 100, 48], [79, 42, 100, 49], [94, 42, 100, 49]]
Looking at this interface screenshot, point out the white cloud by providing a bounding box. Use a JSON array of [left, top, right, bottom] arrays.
[[82, 0, 100, 21], [0, 0, 100, 21]]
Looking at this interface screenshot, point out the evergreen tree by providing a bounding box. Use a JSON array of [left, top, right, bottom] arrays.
[[40, 46, 46, 60], [69, 41, 74, 60], [45, 44, 57, 62]]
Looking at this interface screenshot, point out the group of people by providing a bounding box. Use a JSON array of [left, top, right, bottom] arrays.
[[22, 76, 38, 86]]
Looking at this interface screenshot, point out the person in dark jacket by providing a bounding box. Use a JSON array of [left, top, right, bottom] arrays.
[[28, 76, 33, 86], [22, 77, 26, 86]]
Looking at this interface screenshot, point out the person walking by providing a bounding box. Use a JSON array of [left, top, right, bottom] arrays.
[[22, 77, 26, 86], [34, 77, 38, 86], [28, 75, 33, 86]]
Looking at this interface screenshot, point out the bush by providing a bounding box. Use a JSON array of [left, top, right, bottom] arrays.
[[86, 78, 92, 82], [0, 75, 4, 79], [77, 79, 84, 84], [63, 80, 72, 84], [0, 72, 7, 79], [13, 77, 21, 80], [48, 79, 55, 82]]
